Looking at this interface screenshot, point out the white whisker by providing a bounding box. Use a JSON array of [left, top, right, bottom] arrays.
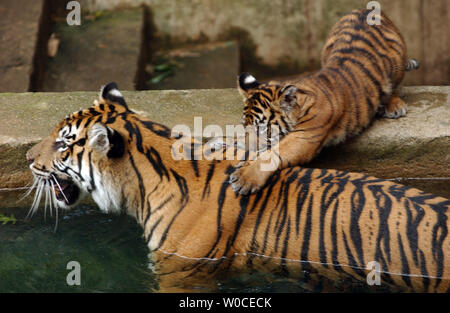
[[26, 179, 40, 219], [44, 181, 50, 222], [18, 177, 39, 202], [23, 175, 62, 233], [50, 180, 60, 232], [27, 179, 44, 219], [50, 180, 56, 218], [54, 199, 59, 233], [51, 174, 69, 204]]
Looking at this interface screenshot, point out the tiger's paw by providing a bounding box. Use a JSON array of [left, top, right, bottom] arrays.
[[382, 96, 408, 119], [229, 161, 271, 195]]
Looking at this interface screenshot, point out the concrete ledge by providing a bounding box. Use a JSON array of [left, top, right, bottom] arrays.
[[0, 86, 449, 198]]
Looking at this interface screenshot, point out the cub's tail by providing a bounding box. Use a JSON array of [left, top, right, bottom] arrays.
[[405, 58, 419, 71]]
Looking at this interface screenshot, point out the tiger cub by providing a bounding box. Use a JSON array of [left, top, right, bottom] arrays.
[[230, 9, 419, 195]]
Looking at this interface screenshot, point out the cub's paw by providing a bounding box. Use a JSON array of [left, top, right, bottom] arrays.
[[382, 96, 408, 119], [229, 161, 270, 195]]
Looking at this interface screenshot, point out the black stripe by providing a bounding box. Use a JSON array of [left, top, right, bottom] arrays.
[[198, 166, 234, 260], [140, 120, 172, 139], [248, 179, 277, 256], [404, 199, 425, 266], [147, 216, 163, 245], [202, 161, 216, 200], [88, 151, 96, 192], [333, 57, 382, 95], [342, 231, 366, 278], [280, 218, 291, 276], [349, 182, 366, 269], [128, 152, 146, 218], [330, 200, 342, 271], [327, 67, 362, 127], [157, 169, 189, 249], [143, 197, 152, 228], [397, 233, 412, 288], [145, 146, 170, 180], [418, 250, 430, 291], [123, 118, 144, 153], [300, 193, 314, 272], [152, 193, 175, 214], [430, 203, 448, 288], [295, 168, 313, 235], [76, 149, 84, 174]]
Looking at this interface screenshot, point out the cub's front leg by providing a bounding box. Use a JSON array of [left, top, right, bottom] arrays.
[[229, 157, 276, 195], [229, 132, 324, 195]]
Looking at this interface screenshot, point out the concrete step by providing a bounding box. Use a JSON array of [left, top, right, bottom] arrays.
[[42, 8, 145, 91], [0, 0, 45, 92], [147, 41, 239, 90], [0, 86, 448, 198]]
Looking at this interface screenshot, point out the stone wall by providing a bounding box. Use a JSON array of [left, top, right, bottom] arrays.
[[79, 0, 449, 85], [0, 86, 448, 198]]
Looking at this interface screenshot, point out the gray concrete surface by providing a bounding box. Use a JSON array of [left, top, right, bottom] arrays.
[[0, 86, 448, 198]]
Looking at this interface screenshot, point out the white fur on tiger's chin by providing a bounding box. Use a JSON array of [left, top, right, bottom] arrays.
[[244, 75, 256, 84], [91, 181, 122, 214], [78, 158, 122, 214]]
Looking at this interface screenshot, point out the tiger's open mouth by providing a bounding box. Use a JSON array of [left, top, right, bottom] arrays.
[[53, 177, 80, 205]]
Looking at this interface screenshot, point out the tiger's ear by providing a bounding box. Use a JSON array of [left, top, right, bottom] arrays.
[[99, 82, 129, 110], [237, 72, 261, 97], [279, 85, 298, 112], [88, 123, 124, 158]]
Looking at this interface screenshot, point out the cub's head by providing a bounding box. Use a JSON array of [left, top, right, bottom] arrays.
[[26, 82, 129, 214], [238, 72, 318, 138], [237, 73, 300, 135]]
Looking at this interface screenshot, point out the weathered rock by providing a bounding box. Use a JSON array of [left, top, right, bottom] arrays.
[[148, 41, 239, 90], [42, 8, 144, 91], [0, 0, 45, 92], [0, 86, 448, 198], [80, 0, 449, 85]]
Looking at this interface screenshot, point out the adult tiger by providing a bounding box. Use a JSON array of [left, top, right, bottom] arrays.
[[230, 9, 419, 195], [26, 83, 449, 292]]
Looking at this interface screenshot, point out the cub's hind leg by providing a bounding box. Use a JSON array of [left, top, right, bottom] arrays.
[[379, 90, 408, 119]]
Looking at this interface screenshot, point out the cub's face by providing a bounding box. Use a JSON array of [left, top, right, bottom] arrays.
[[237, 72, 300, 135], [26, 83, 127, 214]]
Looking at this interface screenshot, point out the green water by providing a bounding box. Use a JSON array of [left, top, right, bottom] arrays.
[[0, 190, 395, 293], [0, 193, 156, 292]]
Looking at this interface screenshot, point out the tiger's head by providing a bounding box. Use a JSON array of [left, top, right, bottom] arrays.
[[25, 82, 131, 215], [237, 72, 315, 137]]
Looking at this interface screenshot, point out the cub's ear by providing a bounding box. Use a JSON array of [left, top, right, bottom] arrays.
[[279, 85, 298, 112], [99, 82, 129, 110], [88, 123, 124, 158], [237, 72, 261, 97]]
